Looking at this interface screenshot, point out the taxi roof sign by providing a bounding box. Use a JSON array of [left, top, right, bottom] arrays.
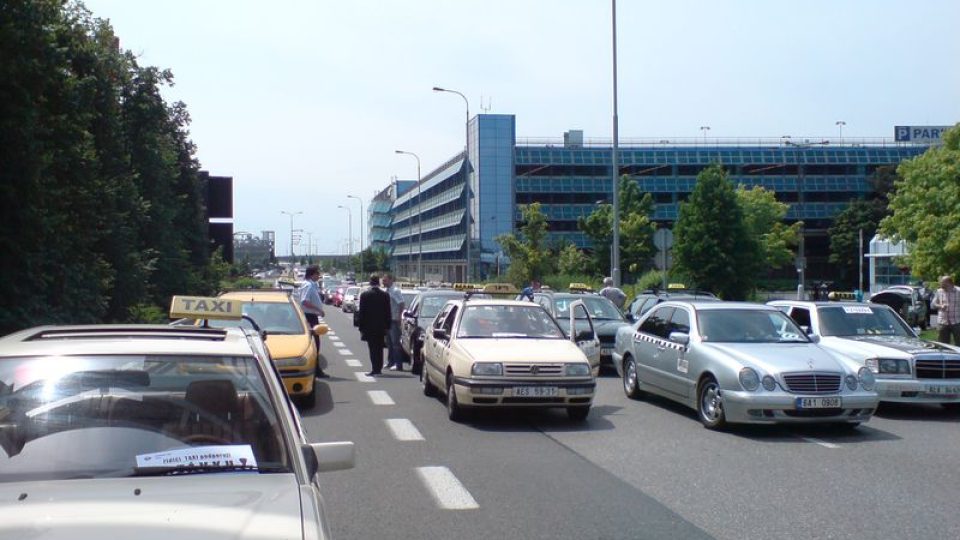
[[481, 283, 519, 294], [453, 282, 482, 291], [170, 296, 244, 320], [568, 282, 594, 292], [667, 283, 687, 290]]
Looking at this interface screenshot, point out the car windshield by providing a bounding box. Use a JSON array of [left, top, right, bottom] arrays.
[[698, 309, 810, 343], [207, 301, 304, 334], [555, 296, 623, 320], [401, 291, 419, 307], [457, 305, 564, 339], [421, 294, 461, 318], [345, 287, 360, 297], [0, 353, 291, 482], [818, 305, 913, 337]]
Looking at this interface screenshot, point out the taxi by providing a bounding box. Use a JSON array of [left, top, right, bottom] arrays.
[[195, 289, 327, 409], [421, 298, 597, 422], [0, 297, 354, 539]]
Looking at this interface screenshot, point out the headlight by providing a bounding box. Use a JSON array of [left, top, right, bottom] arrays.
[[866, 358, 910, 374], [471, 363, 503, 376], [858, 367, 876, 391], [845, 374, 858, 391], [762, 375, 777, 391], [565, 363, 592, 376], [739, 367, 760, 391], [274, 356, 309, 367]]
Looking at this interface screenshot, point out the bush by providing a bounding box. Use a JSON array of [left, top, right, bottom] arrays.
[[129, 303, 168, 324], [541, 273, 599, 292], [221, 276, 265, 291]]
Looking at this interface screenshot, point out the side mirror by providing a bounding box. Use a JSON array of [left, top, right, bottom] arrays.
[[302, 441, 355, 477], [624, 313, 635, 323], [313, 323, 329, 336], [800, 325, 812, 335], [668, 332, 690, 346], [808, 334, 821, 343], [402, 310, 412, 319], [912, 327, 922, 336], [575, 329, 594, 342], [433, 328, 449, 340]]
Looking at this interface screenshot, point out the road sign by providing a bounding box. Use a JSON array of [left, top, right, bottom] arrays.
[[653, 228, 674, 251], [654, 252, 673, 271]]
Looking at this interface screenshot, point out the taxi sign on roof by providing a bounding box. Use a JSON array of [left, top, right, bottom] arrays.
[[569, 282, 593, 292], [482, 283, 519, 294], [667, 283, 687, 290], [170, 296, 244, 320], [453, 282, 482, 291]]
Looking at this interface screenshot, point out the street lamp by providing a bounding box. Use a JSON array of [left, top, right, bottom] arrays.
[[280, 210, 302, 262], [347, 195, 364, 277], [836, 120, 846, 144], [337, 205, 353, 265], [433, 86, 472, 282], [609, 0, 621, 287], [699, 125, 711, 144], [396, 149, 423, 283]]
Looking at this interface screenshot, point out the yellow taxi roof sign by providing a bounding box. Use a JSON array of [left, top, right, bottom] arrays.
[[569, 282, 593, 292], [453, 282, 481, 291], [667, 283, 687, 290], [482, 283, 519, 294], [170, 296, 244, 320]]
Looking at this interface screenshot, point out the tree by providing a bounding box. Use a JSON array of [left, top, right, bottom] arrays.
[[557, 243, 590, 275], [736, 186, 801, 270], [578, 175, 656, 277], [496, 203, 554, 285], [881, 124, 960, 280], [673, 164, 758, 299], [828, 166, 897, 288]]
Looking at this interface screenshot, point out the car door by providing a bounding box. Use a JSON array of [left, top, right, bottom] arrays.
[[401, 296, 420, 356], [568, 299, 601, 372], [424, 304, 453, 380], [435, 305, 460, 378], [633, 306, 674, 394], [659, 307, 693, 399]]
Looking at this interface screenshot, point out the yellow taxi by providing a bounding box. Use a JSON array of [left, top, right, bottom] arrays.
[[197, 289, 328, 408]]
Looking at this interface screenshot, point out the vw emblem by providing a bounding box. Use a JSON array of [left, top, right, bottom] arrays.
[[531, 366, 540, 375]]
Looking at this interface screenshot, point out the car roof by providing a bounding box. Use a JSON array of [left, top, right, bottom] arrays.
[[457, 299, 548, 308], [0, 325, 258, 358], [661, 301, 775, 311], [219, 290, 293, 302], [769, 300, 880, 308]]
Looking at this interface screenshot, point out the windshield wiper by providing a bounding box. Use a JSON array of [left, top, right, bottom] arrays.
[[130, 464, 287, 477]]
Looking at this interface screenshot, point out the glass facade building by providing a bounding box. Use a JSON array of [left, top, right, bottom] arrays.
[[378, 113, 931, 282]]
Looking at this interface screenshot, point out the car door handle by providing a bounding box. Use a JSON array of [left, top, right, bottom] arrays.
[[656, 344, 667, 352]]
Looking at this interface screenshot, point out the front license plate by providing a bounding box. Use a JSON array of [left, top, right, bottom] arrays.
[[513, 386, 559, 397], [925, 385, 960, 396], [796, 397, 842, 409]]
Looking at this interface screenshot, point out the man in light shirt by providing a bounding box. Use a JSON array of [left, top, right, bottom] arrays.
[[932, 275, 960, 345], [382, 274, 406, 371], [300, 266, 329, 378]]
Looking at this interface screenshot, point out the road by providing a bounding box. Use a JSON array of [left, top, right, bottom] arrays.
[[302, 308, 960, 540]]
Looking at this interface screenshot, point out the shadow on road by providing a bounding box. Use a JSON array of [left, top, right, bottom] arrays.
[[453, 403, 621, 433], [299, 379, 336, 417], [874, 402, 960, 422]]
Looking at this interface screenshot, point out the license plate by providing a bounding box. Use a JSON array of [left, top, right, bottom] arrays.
[[796, 397, 842, 409], [513, 386, 558, 397], [925, 385, 960, 396]]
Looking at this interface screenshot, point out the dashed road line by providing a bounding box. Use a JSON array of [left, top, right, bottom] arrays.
[[385, 418, 424, 441], [800, 436, 840, 449], [328, 335, 341, 342], [332, 342, 346, 348], [416, 467, 479, 510], [367, 390, 395, 405], [345, 359, 363, 367], [337, 349, 353, 356], [354, 372, 375, 383]]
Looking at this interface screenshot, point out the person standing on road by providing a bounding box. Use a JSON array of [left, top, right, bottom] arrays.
[[599, 277, 627, 309], [357, 274, 391, 376], [382, 274, 406, 371], [300, 266, 329, 378], [932, 275, 960, 344], [520, 279, 541, 302]]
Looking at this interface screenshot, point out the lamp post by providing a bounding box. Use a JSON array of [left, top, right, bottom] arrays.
[[337, 205, 353, 273], [836, 120, 846, 144], [395, 150, 422, 284], [433, 86, 471, 282], [347, 195, 364, 277], [699, 125, 711, 144], [280, 210, 302, 262], [609, 0, 621, 287]]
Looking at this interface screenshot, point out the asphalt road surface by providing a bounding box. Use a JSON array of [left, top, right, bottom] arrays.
[[301, 308, 960, 540]]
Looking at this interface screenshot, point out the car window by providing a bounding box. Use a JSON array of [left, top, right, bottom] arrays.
[[457, 305, 564, 339], [422, 295, 458, 319], [208, 302, 303, 335], [818, 306, 912, 337], [432, 304, 452, 330], [789, 307, 812, 329], [698, 309, 809, 343], [0, 353, 291, 482], [639, 298, 659, 316], [441, 306, 459, 333], [669, 308, 691, 334], [640, 307, 674, 339]]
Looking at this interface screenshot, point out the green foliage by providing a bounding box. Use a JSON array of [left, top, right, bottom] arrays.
[[673, 165, 758, 299], [881, 124, 960, 280], [128, 303, 168, 324], [496, 203, 555, 284], [541, 273, 597, 292], [557, 244, 590, 275], [736, 186, 801, 269], [578, 176, 656, 277], [828, 166, 897, 288]]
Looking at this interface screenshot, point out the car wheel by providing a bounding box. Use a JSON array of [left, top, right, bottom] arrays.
[[623, 357, 642, 399], [422, 365, 438, 397], [412, 345, 423, 377], [298, 385, 317, 410], [697, 376, 727, 430], [567, 406, 590, 421], [942, 403, 960, 412], [446, 374, 464, 422]]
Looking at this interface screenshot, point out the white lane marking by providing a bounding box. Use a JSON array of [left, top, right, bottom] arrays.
[[416, 467, 479, 510], [354, 372, 375, 383], [368, 390, 395, 405], [337, 349, 353, 356], [328, 336, 341, 342], [345, 359, 363, 367], [332, 342, 346, 348], [800, 436, 840, 449], [385, 418, 424, 441]]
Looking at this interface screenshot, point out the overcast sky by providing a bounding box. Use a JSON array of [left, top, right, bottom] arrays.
[[83, 0, 960, 255]]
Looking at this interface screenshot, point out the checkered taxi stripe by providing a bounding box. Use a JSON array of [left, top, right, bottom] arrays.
[[633, 331, 687, 352]]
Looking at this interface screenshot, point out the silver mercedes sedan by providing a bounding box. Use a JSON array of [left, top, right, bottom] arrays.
[[611, 301, 879, 429]]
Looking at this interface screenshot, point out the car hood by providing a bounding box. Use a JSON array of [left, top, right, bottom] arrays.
[[823, 335, 960, 359], [700, 342, 845, 373], [0, 474, 304, 540], [457, 338, 585, 364], [265, 334, 312, 359], [589, 319, 630, 337]]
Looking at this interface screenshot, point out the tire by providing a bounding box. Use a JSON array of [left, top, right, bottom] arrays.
[[412, 344, 423, 377], [298, 385, 317, 410], [697, 376, 727, 430], [567, 406, 590, 421], [446, 374, 464, 422], [422, 365, 438, 397], [942, 403, 960, 412], [623, 357, 642, 399]]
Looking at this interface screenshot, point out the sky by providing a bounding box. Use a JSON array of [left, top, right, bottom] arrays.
[[82, 0, 960, 256]]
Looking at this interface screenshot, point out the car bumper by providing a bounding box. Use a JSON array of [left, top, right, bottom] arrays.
[[279, 368, 315, 396], [600, 346, 615, 367], [451, 376, 595, 407], [876, 378, 960, 403], [611, 351, 624, 377], [721, 390, 878, 424]]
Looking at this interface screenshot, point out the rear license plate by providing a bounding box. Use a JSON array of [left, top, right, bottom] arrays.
[[796, 397, 842, 409], [513, 386, 558, 397], [925, 385, 960, 396]]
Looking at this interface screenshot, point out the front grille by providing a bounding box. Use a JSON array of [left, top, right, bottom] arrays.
[[782, 372, 842, 394], [914, 357, 960, 380], [502, 397, 565, 404], [598, 334, 616, 345], [504, 363, 563, 376]]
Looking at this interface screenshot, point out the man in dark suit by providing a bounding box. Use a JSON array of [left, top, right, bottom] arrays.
[[356, 274, 391, 376]]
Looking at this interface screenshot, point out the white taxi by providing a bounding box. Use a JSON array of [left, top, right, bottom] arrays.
[[421, 298, 597, 421], [0, 296, 354, 539]]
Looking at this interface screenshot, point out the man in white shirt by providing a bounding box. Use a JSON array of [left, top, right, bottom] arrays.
[[932, 275, 960, 345], [300, 266, 329, 378], [599, 277, 627, 309], [382, 274, 406, 371]]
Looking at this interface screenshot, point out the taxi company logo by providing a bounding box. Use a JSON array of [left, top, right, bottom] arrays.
[[530, 366, 540, 375]]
